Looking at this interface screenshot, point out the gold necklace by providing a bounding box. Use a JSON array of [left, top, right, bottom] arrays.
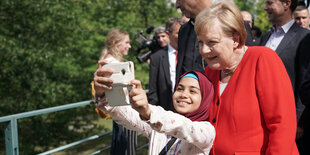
[[221, 46, 247, 76], [221, 69, 234, 75]]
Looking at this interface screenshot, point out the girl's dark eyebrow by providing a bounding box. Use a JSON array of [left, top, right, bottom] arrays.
[[178, 83, 200, 90], [177, 84, 184, 87], [190, 86, 200, 90]]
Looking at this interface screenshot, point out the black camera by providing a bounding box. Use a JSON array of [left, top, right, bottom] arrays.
[[135, 26, 161, 63]]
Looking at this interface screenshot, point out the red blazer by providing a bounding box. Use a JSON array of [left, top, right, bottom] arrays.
[[205, 46, 299, 155]]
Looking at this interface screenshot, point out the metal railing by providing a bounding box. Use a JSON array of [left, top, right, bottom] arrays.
[[0, 100, 148, 154], [38, 131, 113, 155]]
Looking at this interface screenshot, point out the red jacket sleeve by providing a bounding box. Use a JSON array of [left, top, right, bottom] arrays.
[[255, 49, 298, 154]]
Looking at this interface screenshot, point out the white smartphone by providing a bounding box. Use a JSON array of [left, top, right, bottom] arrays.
[[102, 61, 134, 106]]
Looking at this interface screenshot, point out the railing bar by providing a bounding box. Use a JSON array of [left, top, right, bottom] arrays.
[[89, 146, 111, 155], [136, 143, 149, 151], [0, 100, 92, 122], [100, 146, 112, 152], [1, 99, 151, 154], [4, 119, 20, 155], [38, 131, 112, 155]]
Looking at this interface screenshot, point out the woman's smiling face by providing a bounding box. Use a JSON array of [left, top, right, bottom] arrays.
[[117, 35, 131, 56], [173, 77, 202, 114], [197, 20, 236, 71]]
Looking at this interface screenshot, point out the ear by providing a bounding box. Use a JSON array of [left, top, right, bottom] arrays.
[[165, 31, 170, 36], [282, 0, 291, 11], [232, 33, 240, 48]]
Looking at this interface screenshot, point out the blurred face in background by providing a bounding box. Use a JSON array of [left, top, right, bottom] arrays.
[[264, 0, 289, 24], [294, 9, 310, 29], [241, 11, 253, 28], [176, 0, 211, 18], [156, 32, 170, 47], [117, 35, 131, 56], [168, 23, 181, 49]]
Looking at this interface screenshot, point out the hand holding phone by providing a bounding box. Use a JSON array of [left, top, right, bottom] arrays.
[[102, 61, 135, 106]]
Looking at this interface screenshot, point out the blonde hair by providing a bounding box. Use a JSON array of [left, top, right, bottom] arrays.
[[100, 29, 129, 61], [195, 2, 246, 48], [210, 0, 234, 5]]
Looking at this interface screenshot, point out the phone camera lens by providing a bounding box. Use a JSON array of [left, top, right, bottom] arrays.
[[121, 69, 126, 75]]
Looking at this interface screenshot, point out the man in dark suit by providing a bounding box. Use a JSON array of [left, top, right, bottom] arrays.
[[175, 0, 254, 80], [154, 26, 170, 48], [298, 61, 310, 155], [148, 17, 185, 111], [260, 0, 309, 122], [297, 33, 310, 155], [260, 1, 310, 153]]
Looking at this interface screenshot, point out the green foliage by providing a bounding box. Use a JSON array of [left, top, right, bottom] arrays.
[[0, 0, 179, 154], [253, 0, 272, 33], [235, 0, 256, 13], [0, 0, 273, 153], [235, 0, 271, 33]]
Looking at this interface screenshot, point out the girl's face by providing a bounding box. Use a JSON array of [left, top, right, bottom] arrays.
[[117, 35, 131, 56], [173, 77, 202, 114]]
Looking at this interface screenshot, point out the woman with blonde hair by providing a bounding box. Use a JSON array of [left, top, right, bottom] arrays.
[[93, 28, 136, 155], [195, 2, 299, 154], [99, 28, 131, 62]]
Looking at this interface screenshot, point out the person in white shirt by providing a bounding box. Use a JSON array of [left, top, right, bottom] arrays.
[[260, 0, 310, 153], [95, 28, 137, 155], [94, 70, 215, 155], [148, 17, 186, 111]]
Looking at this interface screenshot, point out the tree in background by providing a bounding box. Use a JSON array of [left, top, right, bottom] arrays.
[[0, 0, 271, 153], [0, 0, 179, 153], [235, 0, 271, 33]]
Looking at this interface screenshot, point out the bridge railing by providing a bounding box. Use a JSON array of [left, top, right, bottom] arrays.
[[0, 100, 148, 154]]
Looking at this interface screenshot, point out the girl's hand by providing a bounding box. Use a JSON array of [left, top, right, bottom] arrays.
[[93, 60, 114, 97], [129, 80, 151, 120]]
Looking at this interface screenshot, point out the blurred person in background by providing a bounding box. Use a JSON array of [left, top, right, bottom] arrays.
[[261, 1, 310, 149], [241, 11, 253, 28], [93, 28, 137, 155], [144, 26, 170, 64], [294, 5, 310, 29], [251, 26, 262, 45], [148, 17, 185, 111], [297, 32, 310, 154], [154, 26, 170, 48]]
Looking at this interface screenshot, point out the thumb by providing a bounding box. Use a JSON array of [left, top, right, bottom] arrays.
[[130, 79, 142, 89], [97, 60, 109, 69]]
